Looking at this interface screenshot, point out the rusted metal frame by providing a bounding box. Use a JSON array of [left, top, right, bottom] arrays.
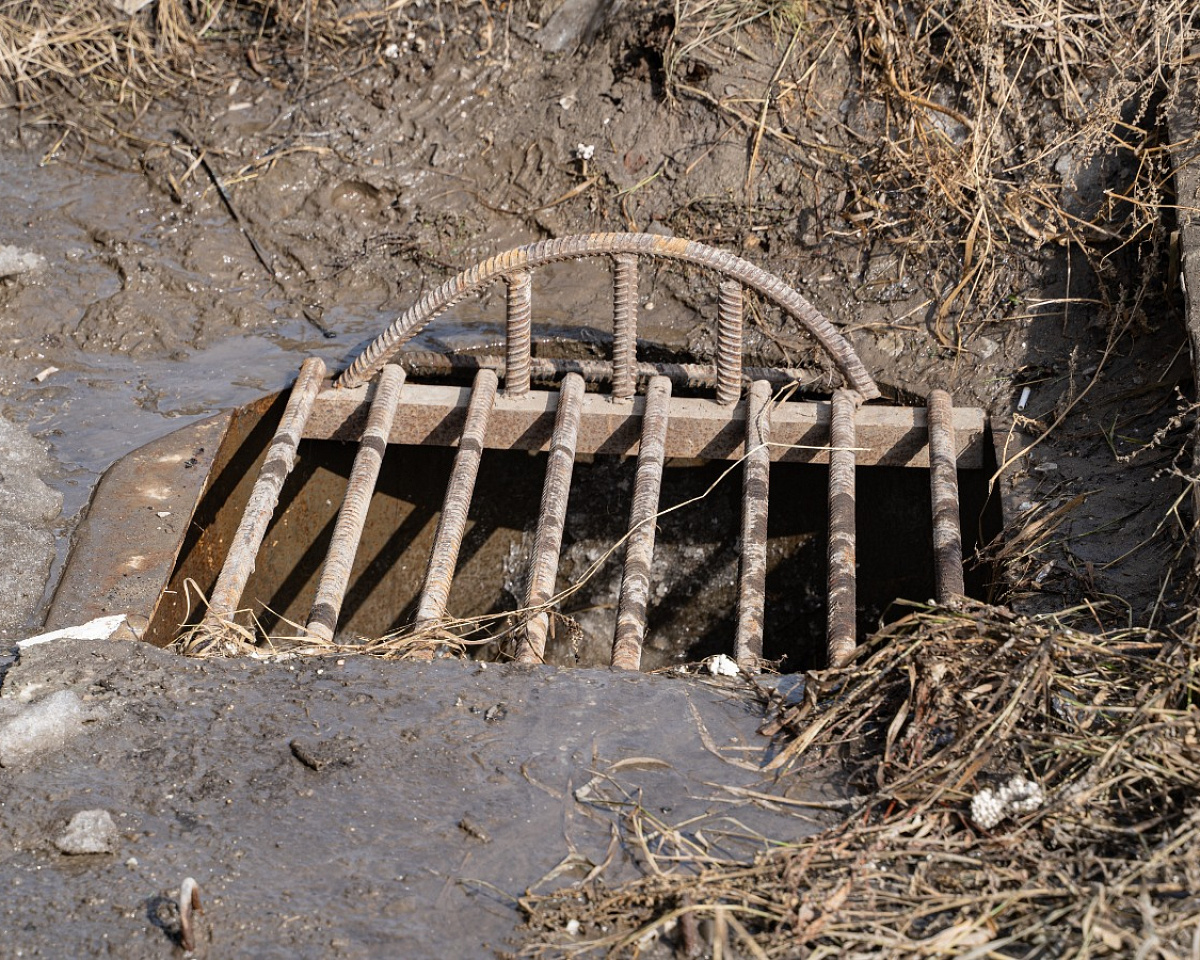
[[197, 357, 326, 634], [514, 373, 586, 663], [827, 389, 858, 668], [928, 389, 966, 602], [735, 380, 772, 671], [336, 233, 880, 400], [611, 376, 672, 670], [612, 253, 639, 400], [305, 385, 988, 468], [391, 350, 827, 393], [410, 368, 500, 658], [304, 364, 407, 642], [44, 411, 232, 638], [505, 269, 533, 396], [716, 280, 744, 405]]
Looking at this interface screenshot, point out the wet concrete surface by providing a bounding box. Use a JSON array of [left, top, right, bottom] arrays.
[[0, 637, 837, 959]]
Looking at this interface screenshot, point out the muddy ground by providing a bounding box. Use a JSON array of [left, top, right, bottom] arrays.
[[0, 1, 1194, 955]]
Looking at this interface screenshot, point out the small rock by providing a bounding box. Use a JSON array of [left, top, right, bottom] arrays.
[[0, 244, 45, 279], [706, 654, 739, 677], [0, 690, 86, 767], [973, 337, 999, 361], [56, 809, 118, 855], [874, 331, 905, 359], [289, 735, 358, 771]]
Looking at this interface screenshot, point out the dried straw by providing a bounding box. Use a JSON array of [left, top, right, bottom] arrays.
[[513, 600, 1200, 958]]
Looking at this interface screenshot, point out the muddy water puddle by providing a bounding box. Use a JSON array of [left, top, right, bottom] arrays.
[[0, 138, 686, 632]]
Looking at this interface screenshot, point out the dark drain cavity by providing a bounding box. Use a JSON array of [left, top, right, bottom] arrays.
[[168, 441, 999, 672]]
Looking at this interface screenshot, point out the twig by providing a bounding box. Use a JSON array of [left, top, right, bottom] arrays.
[[173, 128, 335, 339]]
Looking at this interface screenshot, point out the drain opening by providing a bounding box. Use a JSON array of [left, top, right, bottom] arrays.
[[159, 234, 998, 671], [166, 441, 999, 671]]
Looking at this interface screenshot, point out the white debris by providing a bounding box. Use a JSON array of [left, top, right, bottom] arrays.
[[0, 690, 86, 767], [383, 42, 401, 59], [574, 143, 595, 161], [32, 366, 58, 383], [706, 654, 739, 677], [970, 776, 1045, 829], [55, 809, 118, 855], [0, 244, 45, 278], [18, 614, 129, 649], [107, 0, 155, 13]]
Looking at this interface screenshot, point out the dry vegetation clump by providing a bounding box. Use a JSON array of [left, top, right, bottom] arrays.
[[513, 601, 1200, 958], [666, 0, 1197, 342], [0, 0, 429, 113]]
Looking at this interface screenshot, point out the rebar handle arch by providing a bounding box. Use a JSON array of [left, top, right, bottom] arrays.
[[336, 233, 880, 400]]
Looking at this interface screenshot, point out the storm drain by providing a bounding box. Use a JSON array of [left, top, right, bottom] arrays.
[[179, 234, 991, 671]]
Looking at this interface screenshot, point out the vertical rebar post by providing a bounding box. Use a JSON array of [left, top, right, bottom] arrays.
[[611, 376, 672, 670], [304, 364, 407, 642], [515, 373, 586, 663], [612, 253, 639, 400], [827, 390, 858, 668], [928, 389, 966, 603], [716, 280, 744, 406], [505, 268, 533, 396], [411, 368, 499, 657], [735, 379, 772, 671], [199, 356, 326, 633]]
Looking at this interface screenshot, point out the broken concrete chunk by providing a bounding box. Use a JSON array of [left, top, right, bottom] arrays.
[[56, 809, 118, 855], [0, 689, 86, 767]]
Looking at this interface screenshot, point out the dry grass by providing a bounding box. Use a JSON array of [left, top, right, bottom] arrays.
[[666, 0, 1198, 344], [512, 601, 1200, 958], [0, 0, 431, 111]]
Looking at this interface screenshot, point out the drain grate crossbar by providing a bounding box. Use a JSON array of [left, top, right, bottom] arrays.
[[183, 234, 985, 668]]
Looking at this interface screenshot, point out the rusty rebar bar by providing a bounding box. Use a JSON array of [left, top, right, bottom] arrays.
[[612, 253, 639, 400], [411, 368, 499, 656], [305, 364, 406, 641], [611, 375, 672, 670], [337, 233, 879, 400], [716, 280, 744, 405], [735, 380, 772, 671], [197, 356, 326, 635], [827, 389, 858, 668], [390, 350, 830, 393], [928, 388, 966, 603], [515, 373, 585, 663], [505, 268, 532, 396]]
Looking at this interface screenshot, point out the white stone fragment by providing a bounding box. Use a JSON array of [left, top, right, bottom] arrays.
[[706, 654, 739, 677], [56, 809, 118, 855], [18, 614, 129, 648], [0, 690, 86, 767], [970, 776, 1045, 829], [0, 245, 45, 278]]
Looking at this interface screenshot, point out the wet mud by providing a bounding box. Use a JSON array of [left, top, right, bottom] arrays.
[[0, 638, 838, 958]]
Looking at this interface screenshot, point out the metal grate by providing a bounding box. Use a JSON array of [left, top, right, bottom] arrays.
[[180, 234, 982, 670]]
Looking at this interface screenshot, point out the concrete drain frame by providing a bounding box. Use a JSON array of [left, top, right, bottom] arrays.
[[46, 233, 994, 671]]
